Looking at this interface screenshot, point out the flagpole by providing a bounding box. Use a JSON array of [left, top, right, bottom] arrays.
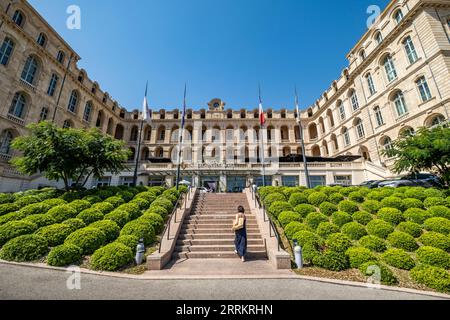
[[259, 84, 266, 187], [175, 83, 187, 191], [295, 87, 311, 189], [132, 82, 148, 187]]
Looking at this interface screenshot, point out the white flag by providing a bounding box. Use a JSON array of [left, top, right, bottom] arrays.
[[142, 83, 151, 123]]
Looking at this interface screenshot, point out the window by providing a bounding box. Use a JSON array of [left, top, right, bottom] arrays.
[[39, 107, 48, 121], [119, 177, 134, 187], [37, 33, 47, 47], [375, 32, 383, 44], [350, 90, 360, 111], [12, 10, 24, 27], [78, 73, 84, 83], [383, 137, 393, 151], [394, 10, 404, 24], [83, 102, 92, 122], [0, 38, 14, 66], [9, 92, 26, 118], [310, 176, 326, 188], [335, 175, 352, 186], [21, 56, 39, 84], [158, 129, 165, 141], [366, 73, 376, 95], [63, 120, 72, 129], [67, 90, 78, 113], [400, 127, 415, 137], [56, 51, 65, 64], [355, 119, 365, 139], [429, 115, 446, 128], [374, 106, 384, 126], [383, 55, 397, 82], [403, 36, 418, 64], [360, 50, 366, 61], [338, 102, 346, 121], [393, 91, 408, 117], [47, 74, 59, 97], [282, 176, 299, 187], [416, 76, 432, 102], [343, 128, 351, 146], [96, 177, 111, 188], [0, 130, 13, 155]]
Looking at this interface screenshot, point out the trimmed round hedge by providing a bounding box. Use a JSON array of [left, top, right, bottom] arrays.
[[416, 246, 450, 269], [338, 200, 359, 214], [366, 219, 394, 239], [77, 208, 104, 225], [387, 231, 419, 252], [115, 235, 139, 253], [89, 220, 120, 243], [305, 212, 328, 229], [397, 221, 422, 238], [0, 234, 48, 262], [381, 248, 415, 270], [377, 208, 404, 226], [380, 197, 404, 212], [0, 220, 38, 246], [47, 205, 78, 223], [120, 220, 155, 245], [352, 211, 373, 225], [278, 211, 301, 227], [424, 197, 447, 208], [104, 209, 131, 228], [308, 192, 328, 207], [288, 193, 308, 207], [325, 233, 352, 253], [284, 222, 311, 239], [402, 198, 424, 210], [319, 202, 337, 216], [64, 227, 107, 255], [428, 206, 450, 220], [68, 200, 92, 213], [145, 206, 168, 218], [91, 202, 115, 214], [91, 242, 133, 271], [129, 198, 150, 211], [410, 264, 450, 293], [328, 193, 345, 205], [316, 222, 340, 239], [116, 203, 142, 220], [403, 208, 432, 224], [292, 230, 323, 248], [138, 213, 164, 234], [341, 222, 367, 240], [312, 250, 349, 271], [18, 203, 51, 217], [47, 243, 83, 267], [359, 235, 387, 253], [294, 204, 316, 218], [424, 217, 450, 235], [35, 223, 74, 247], [348, 191, 365, 203], [419, 232, 450, 252], [346, 247, 377, 268], [331, 211, 353, 228], [23, 214, 56, 228], [268, 202, 293, 218], [62, 218, 86, 231], [104, 196, 125, 208], [361, 200, 381, 214]]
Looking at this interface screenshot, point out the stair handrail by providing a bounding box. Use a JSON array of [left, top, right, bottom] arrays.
[[158, 186, 191, 253], [253, 189, 282, 252]]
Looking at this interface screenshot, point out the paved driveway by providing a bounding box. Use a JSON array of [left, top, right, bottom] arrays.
[[0, 263, 446, 300]]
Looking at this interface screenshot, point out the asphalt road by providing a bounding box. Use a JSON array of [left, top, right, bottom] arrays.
[[0, 264, 445, 300]]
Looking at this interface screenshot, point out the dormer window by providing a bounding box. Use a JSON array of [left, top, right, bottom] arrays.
[[78, 72, 84, 83], [119, 110, 125, 118]]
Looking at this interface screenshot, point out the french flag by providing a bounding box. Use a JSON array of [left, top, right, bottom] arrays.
[[259, 86, 266, 126]]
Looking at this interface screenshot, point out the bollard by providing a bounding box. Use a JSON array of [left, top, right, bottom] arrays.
[[135, 238, 145, 265], [294, 240, 303, 269]]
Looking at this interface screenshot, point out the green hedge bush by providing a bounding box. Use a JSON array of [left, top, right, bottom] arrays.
[[91, 202, 115, 214], [338, 200, 359, 214], [115, 235, 139, 254], [366, 191, 384, 201], [348, 191, 365, 203], [424, 217, 450, 235], [387, 231, 419, 252], [403, 208, 431, 224], [68, 200, 92, 213], [278, 211, 301, 227], [402, 198, 424, 210], [359, 235, 387, 253], [138, 213, 164, 234], [83, 195, 102, 204], [288, 193, 308, 207], [419, 232, 450, 252], [0, 234, 48, 262], [116, 203, 142, 220], [305, 212, 328, 229], [284, 222, 311, 239], [104, 209, 131, 228], [416, 246, 450, 269], [341, 222, 367, 240], [47, 243, 83, 266], [428, 206, 450, 220], [346, 247, 377, 268], [35, 223, 74, 247], [150, 198, 174, 213], [377, 208, 404, 226], [18, 203, 51, 217], [424, 197, 447, 208], [319, 202, 337, 216], [404, 187, 426, 201], [91, 242, 133, 271], [294, 204, 316, 218], [331, 211, 353, 228], [134, 192, 157, 204], [328, 193, 345, 205], [0, 203, 20, 217], [0, 212, 25, 225], [120, 220, 155, 245], [145, 206, 168, 218], [104, 196, 125, 208], [116, 191, 134, 202], [316, 222, 340, 239], [129, 198, 150, 211], [410, 265, 450, 293], [359, 261, 398, 285], [268, 201, 293, 218], [23, 214, 56, 228], [76, 209, 104, 225], [312, 250, 349, 271], [263, 192, 287, 207], [64, 227, 107, 255], [47, 205, 78, 223], [352, 211, 373, 225], [325, 233, 352, 253], [366, 219, 394, 239], [292, 230, 323, 247], [0, 220, 38, 246], [308, 192, 328, 206], [380, 197, 404, 212], [62, 218, 85, 231], [89, 220, 120, 243], [381, 248, 415, 270], [397, 221, 422, 238], [361, 200, 381, 214]]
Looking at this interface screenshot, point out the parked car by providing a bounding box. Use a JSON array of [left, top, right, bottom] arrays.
[[359, 180, 383, 188], [377, 173, 442, 188]]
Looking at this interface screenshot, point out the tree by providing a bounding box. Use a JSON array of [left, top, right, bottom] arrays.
[[382, 125, 450, 185], [11, 122, 131, 191]]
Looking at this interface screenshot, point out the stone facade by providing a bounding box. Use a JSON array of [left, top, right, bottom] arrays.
[[0, 0, 449, 192]]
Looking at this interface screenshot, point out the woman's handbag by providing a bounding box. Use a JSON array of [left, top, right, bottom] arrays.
[[232, 217, 245, 231]]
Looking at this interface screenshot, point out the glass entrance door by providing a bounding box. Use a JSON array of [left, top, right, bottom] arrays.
[[227, 176, 246, 193], [200, 176, 220, 193]]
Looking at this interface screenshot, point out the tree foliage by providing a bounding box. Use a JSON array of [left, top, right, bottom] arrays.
[[11, 122, 130, 191], [382, 126, 450, 185]]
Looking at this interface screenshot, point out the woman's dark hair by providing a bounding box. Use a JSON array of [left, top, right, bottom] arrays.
[[238, 206, 245, 213]]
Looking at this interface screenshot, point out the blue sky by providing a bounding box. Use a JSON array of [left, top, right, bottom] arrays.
[[29, 0, 390, 111]]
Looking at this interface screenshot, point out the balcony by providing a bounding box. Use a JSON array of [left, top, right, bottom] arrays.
[[7, 113, 25, 126], [0, 152, 12, 162], [19, 79, 36, 93]]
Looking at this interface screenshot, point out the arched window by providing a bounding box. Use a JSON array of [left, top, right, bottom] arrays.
[[37, 33, 47, 47], [366, 73, 376, 95], [392, 91, 408, 117], [331, 134, 338, 152], [342, 127, 351, 146], [383, 54, 397, 82], [129, 126, 138, 142], [399, 127, 415, 137], [349, 90, 360, 111], [359, 50, 367, 61], [47, 73, 59, 97], [326, 109, 335, 128], [427, 114, 446, 128], [416, 76, 432, 102], [21, 56, 39, 84], [0, 130, 14, 155], [63, 120, 72, 129], [226, 110, 233, 119], [83, 102, 92, 122], [355, 118, 365, 139], [382, 137, 393, 151], [155, 147, 164, 158], [144, 126, 152, 141], [157, 126, 166, 142], [95, 111, 103, 128], [78, 72, 84, 83], [115, 124, 124, 140], [8, 92, 26, 118], [280, 126, 289, 141], [394, 9, 404, 24], [141, 148, 149, 161], [374, 106, 384, 127], [318, 117, 325, 134], [375, 31, 383, 44], [403, 36, 418, 64], [337, 101, 346, 121], [12, 10, 25, 27], [128, 148, 136, 161], [0, 37, 15, 66], [56, 51, 65, 64], [106, 118, 114, 135], [92, 83, 98, 94], [311, 145, 321, 157], [240, 110, 246, 119], [68, 90, 78, 113]]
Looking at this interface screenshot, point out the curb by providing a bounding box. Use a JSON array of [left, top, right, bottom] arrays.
[[1, 260, 449, 299]]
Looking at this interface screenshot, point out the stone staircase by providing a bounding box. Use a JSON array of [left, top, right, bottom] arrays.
[[173, 193, 267, 259]]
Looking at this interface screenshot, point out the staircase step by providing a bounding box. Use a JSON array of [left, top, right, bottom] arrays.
[[181, 227, 260, 233], [173, 251, 267, 259], [175, 245, 266, 252], [183, 222, 258, 228], [177, 239, 264, 246], [178, 233, 262, 240]]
